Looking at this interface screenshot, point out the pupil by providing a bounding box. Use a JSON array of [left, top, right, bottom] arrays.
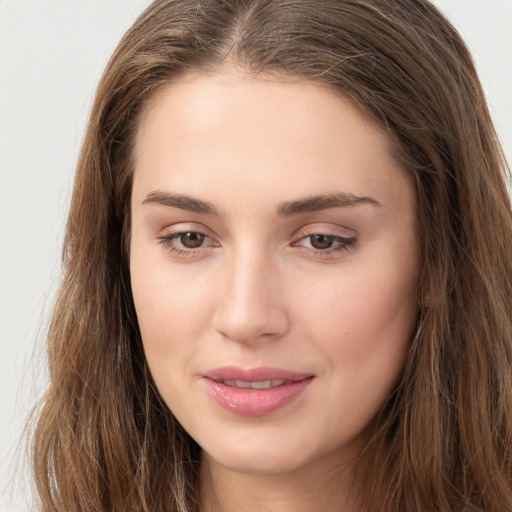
[[310, 234, 334, 250], [180, 232, 205, 249]]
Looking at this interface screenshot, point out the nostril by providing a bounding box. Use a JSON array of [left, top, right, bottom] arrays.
[[211, 256, 290, 343], [212, 301, 289, 344]]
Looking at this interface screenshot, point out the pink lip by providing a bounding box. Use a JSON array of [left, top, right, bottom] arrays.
[[203, 366, 314, 417]]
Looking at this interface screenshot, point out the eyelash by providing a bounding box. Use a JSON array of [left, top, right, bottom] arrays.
[[157, 231, 357, 258], [293, 233, 358, 257], [157, 231, 216, 256]]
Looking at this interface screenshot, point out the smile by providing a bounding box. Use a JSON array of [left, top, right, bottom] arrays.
[[219, 379, 287, 389], [203, 367, 315, 416]]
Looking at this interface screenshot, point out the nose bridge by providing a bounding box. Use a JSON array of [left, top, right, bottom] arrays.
[[212, 244, 288, 344]]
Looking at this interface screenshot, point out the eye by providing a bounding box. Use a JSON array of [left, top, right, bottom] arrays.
[[294, 232, 357, 255], [157, 229, 218, 255], [306, 234, 341, 250], [175, 231, 206, 249]]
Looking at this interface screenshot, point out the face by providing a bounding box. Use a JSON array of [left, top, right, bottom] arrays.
[[130, 71, 420, 477]]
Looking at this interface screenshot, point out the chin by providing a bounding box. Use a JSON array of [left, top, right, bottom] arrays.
[[203, 445, 309, 476]]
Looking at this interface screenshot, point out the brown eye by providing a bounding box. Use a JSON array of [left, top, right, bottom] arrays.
[[309, 234, 336, 250], [179, 232, 205, 248], [295, 233, 357, 255], [158, 229, 218, 256]]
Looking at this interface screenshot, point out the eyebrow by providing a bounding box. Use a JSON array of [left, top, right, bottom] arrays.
[[143, 190, 221, 215], [276, 193, 381, 216], [142, 190, 381, 216]]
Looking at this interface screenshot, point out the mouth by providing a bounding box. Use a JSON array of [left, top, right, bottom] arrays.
[[203, 365, 314, 383], [217, 379, 290, 389], [202, 366, 315, 416]]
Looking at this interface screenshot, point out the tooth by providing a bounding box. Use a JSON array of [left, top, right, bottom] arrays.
[[221, 379, 289, 389], [250, 380, 272, 389]]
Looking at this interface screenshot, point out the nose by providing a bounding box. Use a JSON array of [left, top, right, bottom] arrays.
[[212, 249, 290, 345]]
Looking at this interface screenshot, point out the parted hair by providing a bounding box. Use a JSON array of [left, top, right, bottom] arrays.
[[31, 1, 512, 511]]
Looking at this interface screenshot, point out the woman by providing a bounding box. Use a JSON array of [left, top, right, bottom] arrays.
[[31, 0, 512, 511]]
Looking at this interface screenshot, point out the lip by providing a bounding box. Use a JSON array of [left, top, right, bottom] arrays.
[[203, 366, 315, 417]]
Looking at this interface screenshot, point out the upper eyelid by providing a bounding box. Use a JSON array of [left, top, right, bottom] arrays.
[[157, 223, 357, 245], [293, 223, 357, 239], [155, 223, 225, 258], [159, 223, 216, 238]]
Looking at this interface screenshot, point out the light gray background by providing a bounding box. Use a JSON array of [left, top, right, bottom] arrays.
[[1, 1, 511, 510]]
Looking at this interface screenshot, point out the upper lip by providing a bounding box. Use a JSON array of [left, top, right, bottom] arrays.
[[203, 366, 314, 383]]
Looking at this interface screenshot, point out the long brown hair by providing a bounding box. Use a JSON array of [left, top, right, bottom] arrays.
[[32, 1, 512, 510]]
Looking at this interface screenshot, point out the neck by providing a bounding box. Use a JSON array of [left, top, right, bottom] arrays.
[[198, 451, 364, 512]]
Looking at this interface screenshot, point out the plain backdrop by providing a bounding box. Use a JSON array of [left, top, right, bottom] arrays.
[[1, 1, 511, 510]]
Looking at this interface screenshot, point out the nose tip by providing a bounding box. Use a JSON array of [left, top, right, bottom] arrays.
[[214, 307, 288, 344], [212, 258, 289, 344]]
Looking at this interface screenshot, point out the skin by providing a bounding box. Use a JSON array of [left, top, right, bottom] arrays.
[[130, 70, 420, 512]]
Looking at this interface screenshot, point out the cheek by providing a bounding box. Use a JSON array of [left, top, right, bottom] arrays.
[[298, 271, 418, 433], [295, 255, 419, 377], [130, 247, 212, 363]]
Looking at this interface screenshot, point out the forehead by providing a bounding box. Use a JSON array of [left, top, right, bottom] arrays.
[[133, 70, 412, 213]]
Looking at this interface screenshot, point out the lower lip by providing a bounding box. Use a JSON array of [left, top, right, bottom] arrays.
[[203, 378, 314, 417]]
